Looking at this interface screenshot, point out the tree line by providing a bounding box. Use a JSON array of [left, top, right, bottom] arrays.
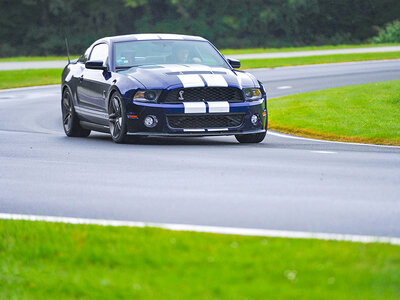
[[0, 0, 399, 57]]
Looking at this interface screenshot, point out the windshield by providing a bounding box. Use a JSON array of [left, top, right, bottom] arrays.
[[113, 40, 230, 69]]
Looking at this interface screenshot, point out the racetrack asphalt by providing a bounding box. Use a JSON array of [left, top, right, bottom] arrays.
[[0, 60, 399, 237]]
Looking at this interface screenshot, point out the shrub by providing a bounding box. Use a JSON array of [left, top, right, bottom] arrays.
[[372, 20, 400, 43]]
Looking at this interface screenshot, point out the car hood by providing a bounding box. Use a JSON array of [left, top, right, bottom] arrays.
[[121, 64, 259, 90]]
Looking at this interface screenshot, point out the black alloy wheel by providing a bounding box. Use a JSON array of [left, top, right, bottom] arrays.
[[108, 92, 128, 143], [61, 89, 91, 137]]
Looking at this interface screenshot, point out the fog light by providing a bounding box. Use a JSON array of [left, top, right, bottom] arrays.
[[251, 114, 259, 126], [144, 115, 158, 128]]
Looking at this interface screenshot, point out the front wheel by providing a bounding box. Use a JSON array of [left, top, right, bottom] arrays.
[[108, 92, 128, 143], [235, 131, 266, 143]]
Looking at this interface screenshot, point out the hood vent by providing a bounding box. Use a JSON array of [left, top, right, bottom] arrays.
[[165, 70, 227, 75]]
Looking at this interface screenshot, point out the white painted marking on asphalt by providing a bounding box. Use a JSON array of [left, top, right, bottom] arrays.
[[202, 74, 228, 87], [183, 102, 206, 113], [277, 86, 292, 90], [178, 74, 205, 88], [207, 101, 230, 113], [268, 131, 400, 149], [0, 213, 399, 245], [311, 151, 336, 154]]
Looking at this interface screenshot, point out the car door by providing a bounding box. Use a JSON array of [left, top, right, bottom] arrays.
[[77, 43, 111, 113]]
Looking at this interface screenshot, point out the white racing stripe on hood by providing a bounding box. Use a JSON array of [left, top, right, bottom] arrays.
[[202, 74, 228, 87], [178, 74, 205, 88], [208, 101, 230, 113], [183, 102, 206, 113]]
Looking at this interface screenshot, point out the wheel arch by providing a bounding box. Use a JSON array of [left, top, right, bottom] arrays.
[[107, 86, 123, 111]]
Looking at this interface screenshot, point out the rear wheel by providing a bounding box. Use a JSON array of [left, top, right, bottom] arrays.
[[108, 92, 128, 143], [61, 89, 91, 137], [235, 131, 266, 143]]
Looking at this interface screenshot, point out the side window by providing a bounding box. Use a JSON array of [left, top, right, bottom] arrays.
[[78, 48, 90, 63], [89, 43, 109, 63]]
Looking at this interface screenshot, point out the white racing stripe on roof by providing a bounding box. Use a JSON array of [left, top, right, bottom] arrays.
[[202, 74, 228, 87], [183, 102, 206, 113], [178, 74, 205, 88], [207, 101, 230, 113], [135, 34, 161, 40], [157, 34, 184, 40]]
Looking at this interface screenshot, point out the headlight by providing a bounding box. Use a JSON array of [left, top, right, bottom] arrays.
[[133, 90, 162, 102], [243, 88, 262, 101]]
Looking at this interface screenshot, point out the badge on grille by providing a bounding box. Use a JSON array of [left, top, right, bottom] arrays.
[[178, 90, 185, 100]]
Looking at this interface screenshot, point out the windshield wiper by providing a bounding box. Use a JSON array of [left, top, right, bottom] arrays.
[[116, 64, 146, 70]]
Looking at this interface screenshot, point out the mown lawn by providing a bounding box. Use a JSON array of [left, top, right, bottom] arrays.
[[1, 52, 400, 89], [221, 43, 400, 55], [0, 68, 62, 89], [0, 219, 399, 299], [0, 56, 78, 62], [240, 51, 400, 68], [268, 79, 400, 145]]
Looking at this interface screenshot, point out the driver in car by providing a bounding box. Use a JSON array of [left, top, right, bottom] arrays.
[[168, 47, 202, 64]]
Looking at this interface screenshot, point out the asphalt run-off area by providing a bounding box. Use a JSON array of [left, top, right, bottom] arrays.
[[0, 59, 399, 239]]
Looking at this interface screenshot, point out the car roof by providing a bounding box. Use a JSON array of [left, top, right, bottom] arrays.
[[94, 33, 207, 44]]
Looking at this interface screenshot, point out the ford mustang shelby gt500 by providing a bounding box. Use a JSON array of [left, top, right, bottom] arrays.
[[61, 33, 267, 143]]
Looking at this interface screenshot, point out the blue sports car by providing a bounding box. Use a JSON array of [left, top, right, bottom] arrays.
[[61, 33, 267, 143]]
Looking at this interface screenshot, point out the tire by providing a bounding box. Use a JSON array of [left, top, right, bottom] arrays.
[[235, 131, 266, 143], [61, 89, 91, 137], [108, 92, 128, 143]]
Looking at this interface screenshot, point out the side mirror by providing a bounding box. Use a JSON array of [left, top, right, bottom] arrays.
[[227, 58, 241, 69], [85, 60, 108, 71]]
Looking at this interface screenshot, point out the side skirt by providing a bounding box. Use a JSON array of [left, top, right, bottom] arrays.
[[80, 121, 110, 134]]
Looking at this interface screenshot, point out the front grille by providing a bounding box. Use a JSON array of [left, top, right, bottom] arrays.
[[163, 87, 244, 103], [167, 113, 245, 129]]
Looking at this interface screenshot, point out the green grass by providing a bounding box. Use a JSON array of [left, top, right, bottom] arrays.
[[221, 43, 400, 55], [1, 44, 399, 62], [269, 79, 400, 145], [1, 52, 399, 90], [1, 219, 399, 299], [0, 68, 62, 89], [0, 56, 79, 62], [240, 51, 400, 69]]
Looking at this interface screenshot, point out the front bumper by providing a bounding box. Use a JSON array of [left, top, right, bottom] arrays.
[[124, 98, 267, 136]]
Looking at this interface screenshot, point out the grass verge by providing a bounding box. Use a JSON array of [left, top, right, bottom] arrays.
[[0, 69, 62, 89], [269, 79, 400, 146], [0, 56, 79, 62], [1, 219, 400, 299], [1, 44, 399, 62], [221, 43, 400, 55], [240, 52, 400, 69]]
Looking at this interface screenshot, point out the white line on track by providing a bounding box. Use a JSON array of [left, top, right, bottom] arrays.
[[277, 86, 292, 89], [1, 213, 399, 245], [311, 150, 336, 154], [268, 131, 400, 149]]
